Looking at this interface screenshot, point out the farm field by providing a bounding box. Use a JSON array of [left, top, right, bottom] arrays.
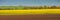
[[0, 9, 60, 15], [0, 0, 60, 20], [0, 9, 60, 20], [0, 14, 60, 20]]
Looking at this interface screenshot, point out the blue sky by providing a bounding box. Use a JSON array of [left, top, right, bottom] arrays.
[[0, 0, 60, 6]]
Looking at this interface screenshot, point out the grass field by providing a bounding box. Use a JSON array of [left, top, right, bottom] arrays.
[[0, 9, 60, 15]]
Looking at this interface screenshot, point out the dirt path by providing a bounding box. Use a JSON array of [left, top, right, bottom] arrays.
[[0, 14, 60, 20]]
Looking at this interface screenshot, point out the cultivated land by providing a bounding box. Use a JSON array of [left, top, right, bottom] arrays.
[[0, 9, 60, 15], [0, 6, 60, 20], [0, 9, 60, 20], [0, 14, 60, 20]]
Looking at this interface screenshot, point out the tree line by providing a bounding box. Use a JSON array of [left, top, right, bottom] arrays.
[[0, 6, 60, 10], [23, 6, 60, 9]]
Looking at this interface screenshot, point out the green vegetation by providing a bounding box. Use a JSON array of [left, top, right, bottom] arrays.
[[0, 5, 60, 10], [0, 6, 24, 10]]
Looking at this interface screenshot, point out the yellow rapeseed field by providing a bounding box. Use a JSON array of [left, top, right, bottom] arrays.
[[0, 9, 60, 15]]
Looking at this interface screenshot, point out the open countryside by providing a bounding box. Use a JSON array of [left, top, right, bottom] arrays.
[[0, 0, 60, 20]]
